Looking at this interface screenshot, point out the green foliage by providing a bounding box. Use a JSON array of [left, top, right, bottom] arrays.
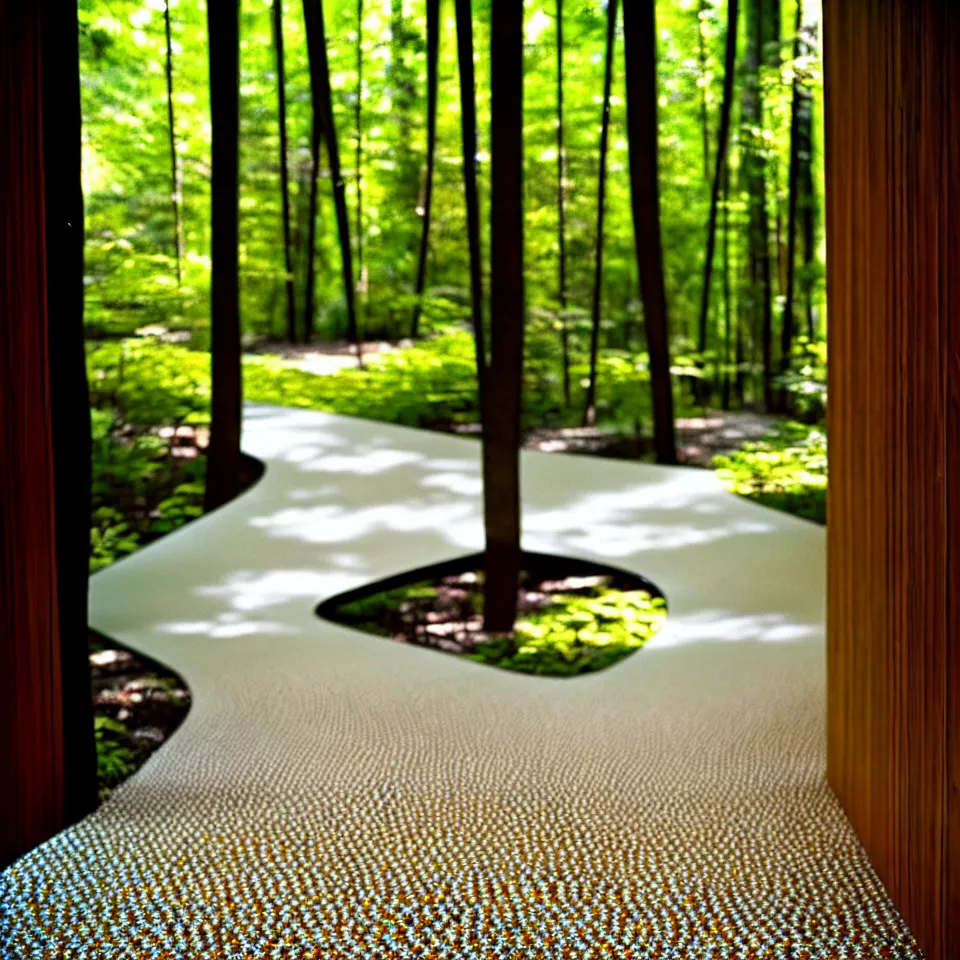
[[331, 576, 666, 677], [469, 588, 667, 676], [94, 715, 138, 790], [713, 421, 828, 524]]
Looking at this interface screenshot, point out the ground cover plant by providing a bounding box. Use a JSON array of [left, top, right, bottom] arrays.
[[320, 553, 667, 677], [89, 634, 192, 800]]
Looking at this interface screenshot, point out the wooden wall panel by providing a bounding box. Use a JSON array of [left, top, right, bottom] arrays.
[[824, 2, 958, 958]]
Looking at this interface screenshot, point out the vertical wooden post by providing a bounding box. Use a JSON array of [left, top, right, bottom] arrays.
[[824, 2, 959, 958]]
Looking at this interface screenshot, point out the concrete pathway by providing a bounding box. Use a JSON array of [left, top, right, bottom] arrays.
[[0, 407, 918, 958]]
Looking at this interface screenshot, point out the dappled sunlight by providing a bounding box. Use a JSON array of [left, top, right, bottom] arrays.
[[195, 569, 359, 614], [653, 610, 819, 648], [158, 613, 293, 639]]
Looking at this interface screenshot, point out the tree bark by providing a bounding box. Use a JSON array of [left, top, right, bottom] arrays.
[[302, 119, 322, 342], [303, 0, 361, 363], [410, 0, 440, 338], [2, 0, 96, 867], [272, 0, 297, 343], [204, 0, 243, 512], [355, 0, 365, 329], [721, 155, 732, 410], [164, 0, 184, 286], [743, 0, 774, 410], [622, 0, 677, 465], [582, 0, 619, 428], [556, 0, 571, 406], [778, 0, 804, 404], [697, 0, 711, 182], [454, 0, 486, 389], [695, 0, 739, 391], [482, 0, 524, 635]]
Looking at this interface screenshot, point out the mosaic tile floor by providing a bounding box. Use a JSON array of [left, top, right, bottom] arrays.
[[1, 407, 920, 958]]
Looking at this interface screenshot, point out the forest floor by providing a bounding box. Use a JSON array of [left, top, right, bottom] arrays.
[[251, 338, 778, 468]]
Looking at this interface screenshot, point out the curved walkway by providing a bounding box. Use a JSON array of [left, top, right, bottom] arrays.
[[1, 407, 918, 958]]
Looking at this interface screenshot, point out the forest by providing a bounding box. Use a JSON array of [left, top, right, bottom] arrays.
[[81, 0, 827, 572]]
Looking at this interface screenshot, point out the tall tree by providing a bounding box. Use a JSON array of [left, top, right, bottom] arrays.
[[555, 0, 571, 406], [303, 0, 360, 362], [204, 0, 243, 512], [355, 0, 365, 325], [796, 18, 816, 341], [695, 0, 739, 383], [482, 0, 525, 635], [720, 155, 733, 410], [778, 0, 804, 402], [410, 0, 440, 338], [272, 0, 297, 343], [2, 0, 96, 867], [454, 0, 486, 388], [163, 0, 185, 286], [622, 0, 677, 464], [696, 0, 711, 181], [582, 0, 619, 428], [302, 118, 322, 342], [742, 0, 774, 410]]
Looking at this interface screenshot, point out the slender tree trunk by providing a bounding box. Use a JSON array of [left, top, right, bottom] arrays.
[[302, 119, 322, 342], [204, 0, 243, 512], [721, 156, 732, 410], [164, 0, 184, 286], [743, 0, 774, 410], [410, 0, 440, 338], [796, 18, 816, 341], [303, 0, 361, 364], [271, 0, 297, 342], [355, 0, 364, 329], [482, 0, 524, 635], [556, 0, 571, 406], [778, 0, 804, 406], [623, 0, 677, 465], [583, 0, 619, 428], [696, 0, 739, 392], [697, 0, 711, 181], [454, 0, 486, 388]]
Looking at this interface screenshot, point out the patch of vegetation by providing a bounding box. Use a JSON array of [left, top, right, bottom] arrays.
[[712, 421, 827, 524], [328, 566, 667, 677], [89, 636, 192, 800]]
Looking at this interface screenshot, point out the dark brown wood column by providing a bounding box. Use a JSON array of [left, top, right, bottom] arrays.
[[824, 2, 959, 958]]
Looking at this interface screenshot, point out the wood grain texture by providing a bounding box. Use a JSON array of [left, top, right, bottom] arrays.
[[0, 0, 66, 868], [824, 2, 959, 957]]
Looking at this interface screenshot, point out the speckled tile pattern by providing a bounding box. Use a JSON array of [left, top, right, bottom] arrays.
[[0, 407, 921, 958]]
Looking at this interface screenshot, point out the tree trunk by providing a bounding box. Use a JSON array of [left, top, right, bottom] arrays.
[[778, 0, 804, 406], [482, 0, 524, 635], [2, 0, 96, 867], [796, 15, 816, 341], [695, 0, 739, 392], [302, 119, 322, 342], [697, 0, 711, 182], [582, 0, 619, 428], [303, 0, 361, 363], [355, 0, 364, 330], [410, 0, 440, 338], [743, 0, 774, 410], [556, 0, 571, 406], [454, 0, 486, 388], [622, 0, 677, 465], [272, 0, 297, 343], [204, 0, 243, 512], [721, 156, 732, 411], [164, 0, 184, 286]]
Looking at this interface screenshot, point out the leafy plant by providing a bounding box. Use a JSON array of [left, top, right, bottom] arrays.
[[713, 421, 827, 524], [94, 715, 138, 792]]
